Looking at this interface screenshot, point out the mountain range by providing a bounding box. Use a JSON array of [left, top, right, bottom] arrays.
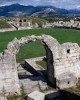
[[0, 3, 80, 17]]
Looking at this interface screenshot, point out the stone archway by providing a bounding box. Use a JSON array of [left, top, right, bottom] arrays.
[[0, 34, 60, 95]]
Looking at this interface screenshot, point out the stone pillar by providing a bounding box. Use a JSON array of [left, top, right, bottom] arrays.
[[0, 51, 20, 95], [44, 45, 56, 87]]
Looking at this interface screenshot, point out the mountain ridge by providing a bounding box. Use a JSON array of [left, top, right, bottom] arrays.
[[0, 3, 80, 17]]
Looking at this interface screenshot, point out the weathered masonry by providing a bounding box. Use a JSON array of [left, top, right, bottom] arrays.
[[0, 34, 80, 95], [10, 18, 32, 27]]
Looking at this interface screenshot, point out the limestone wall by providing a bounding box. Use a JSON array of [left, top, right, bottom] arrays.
[[0, 35, 58, 94], [0, 51, 20, 95], [0, 28, 16, 32], [54, 43, 80, 79], [0, 34, 80, 93]]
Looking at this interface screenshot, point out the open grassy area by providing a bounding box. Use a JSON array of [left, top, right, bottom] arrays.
[[0, 28, 80, 95], [0, 21, 11, 29], [0, 28, 80, 62]]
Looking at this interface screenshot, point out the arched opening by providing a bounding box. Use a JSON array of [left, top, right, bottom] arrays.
[[16, 40, 55, 86], [16, 41, 47, 78], [0, 35, 59, 94], [19, 19, 22, 26], [24, 19, 26, 22], [16, 41, 46, 64], [19, 19, 22, 22]]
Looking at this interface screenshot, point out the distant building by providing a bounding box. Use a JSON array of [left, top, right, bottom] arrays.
[[7, 17, 32, 30]]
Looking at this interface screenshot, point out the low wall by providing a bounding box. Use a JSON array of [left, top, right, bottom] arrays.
[[0, 28, 16, 32]]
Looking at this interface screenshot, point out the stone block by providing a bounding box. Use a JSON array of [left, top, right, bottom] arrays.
[[27, 91, 45, 100], [56, 73, 78, 89]]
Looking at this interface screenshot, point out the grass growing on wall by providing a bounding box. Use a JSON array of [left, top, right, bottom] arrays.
[[36, 60, 47, 69]]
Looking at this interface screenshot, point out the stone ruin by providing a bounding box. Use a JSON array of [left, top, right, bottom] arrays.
[[8, 18, 32, 30], [0, 34, 80, 95]]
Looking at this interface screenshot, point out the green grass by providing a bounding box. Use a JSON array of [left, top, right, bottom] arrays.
[[66, 79, 80, 96], [36, 60, 47, 69], [7, 95, 20, 100], [27, 17, 47, 25], [0, 28, 80, 62], [7, 85, 26, 100], [0, 21, 11, 29], [17, 42, 46, 62]]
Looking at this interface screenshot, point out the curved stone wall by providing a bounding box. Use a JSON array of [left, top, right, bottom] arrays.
[[0, 34, 60, 94], [0, 34, 80, 94]]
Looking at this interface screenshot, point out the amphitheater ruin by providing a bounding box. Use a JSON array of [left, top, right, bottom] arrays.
[[0, 34, 80, 95]]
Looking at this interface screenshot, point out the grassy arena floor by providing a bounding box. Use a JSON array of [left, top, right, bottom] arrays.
[[0, 28, 80, 62]]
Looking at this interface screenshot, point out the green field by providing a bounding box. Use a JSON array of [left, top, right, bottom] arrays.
[[0, 20, 11, 29], [0, 28, 80, 62]]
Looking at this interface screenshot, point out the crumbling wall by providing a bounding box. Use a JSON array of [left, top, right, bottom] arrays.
[[54, 43, 80, 78], [0, 35, 59, 94], [0, 38, 21, 95], [0, 34, 80, 93], [0, 50, 20, 95], [54, 43, 80, 88]]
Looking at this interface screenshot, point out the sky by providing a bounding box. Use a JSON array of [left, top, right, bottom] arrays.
[[0, 0, 80, 9]]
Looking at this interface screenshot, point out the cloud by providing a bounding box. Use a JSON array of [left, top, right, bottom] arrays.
[[0, 0, 18, 6], [0, 0, 80, 9]]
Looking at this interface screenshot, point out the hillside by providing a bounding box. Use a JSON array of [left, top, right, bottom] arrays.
[[0, 20, 11, 29], [27, 17, 47, 25]]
